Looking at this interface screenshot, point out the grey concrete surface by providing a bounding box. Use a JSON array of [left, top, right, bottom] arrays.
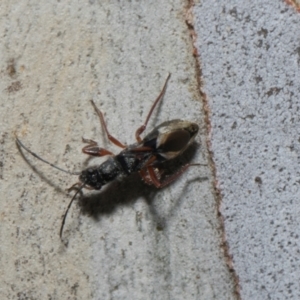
[[194, 0, 300, 299], [1, 1, 236, 300]]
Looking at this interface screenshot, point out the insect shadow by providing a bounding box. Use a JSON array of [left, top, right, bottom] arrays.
[[16, 74, 205, 241], [77, 141, 202, 222], [16, 131, 204, 242]]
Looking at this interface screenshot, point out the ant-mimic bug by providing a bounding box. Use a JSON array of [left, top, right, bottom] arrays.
[[16, 74, 201, 241]]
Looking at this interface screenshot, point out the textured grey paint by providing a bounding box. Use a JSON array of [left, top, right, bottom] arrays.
[[194, 0, 300, 299]]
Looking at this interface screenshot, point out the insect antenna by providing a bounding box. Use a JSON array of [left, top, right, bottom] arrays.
[[16, 137, 81, 175], [60, 183, 85, 240]]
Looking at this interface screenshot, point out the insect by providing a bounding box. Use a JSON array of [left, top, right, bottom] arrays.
[[16, 74, 200, 240]]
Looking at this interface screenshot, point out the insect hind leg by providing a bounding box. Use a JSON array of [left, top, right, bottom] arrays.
[[135, 73, 171, 143], [144, 163, 201, 188]]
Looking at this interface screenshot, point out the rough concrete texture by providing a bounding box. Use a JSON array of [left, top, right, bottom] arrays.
[[194, 0, 300, 299], [1, 1, 236, 300]]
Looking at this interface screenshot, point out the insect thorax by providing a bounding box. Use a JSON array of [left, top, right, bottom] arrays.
[[115, 147, 153, 175], [79, 149, 153, 190]]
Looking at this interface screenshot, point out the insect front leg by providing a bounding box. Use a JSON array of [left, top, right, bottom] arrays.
[[67, 182, 92, 192], [90, 100, 126, 148], [82, 137, 114, 157], [135, 73, 171, 143], [144, 163, 200, 188]]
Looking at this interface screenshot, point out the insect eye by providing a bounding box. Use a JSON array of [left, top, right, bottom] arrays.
[[160, 129, 190, 152]]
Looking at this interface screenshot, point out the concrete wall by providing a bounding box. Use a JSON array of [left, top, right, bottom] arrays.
[[1, 1, 236, 299]]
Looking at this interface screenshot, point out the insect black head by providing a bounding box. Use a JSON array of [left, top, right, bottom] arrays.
[[79, 167, 103, 190]]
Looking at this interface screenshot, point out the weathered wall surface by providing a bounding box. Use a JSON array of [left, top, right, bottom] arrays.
[[0, 1, 236, 299]]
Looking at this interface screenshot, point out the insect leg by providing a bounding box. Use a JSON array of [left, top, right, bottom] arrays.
[[82, 137, 114, 157], [139, 169, 156, 185], [67, 182, 84, 192], [135, 73, 171, 143], [146, 163, 200, 188], [90, 100, 126, 148]]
